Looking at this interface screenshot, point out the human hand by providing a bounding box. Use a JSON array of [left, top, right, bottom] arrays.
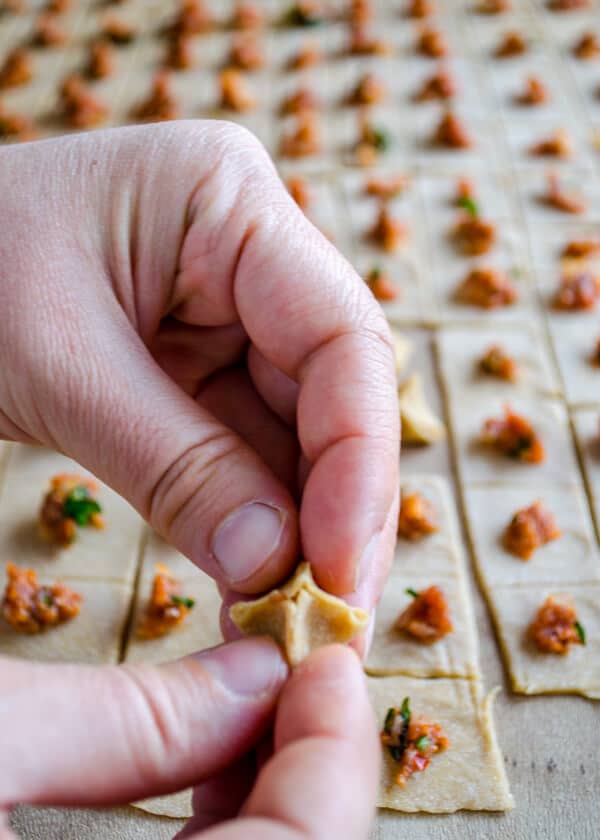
[[1, 641, 379, 840], [0, 122, 399, 635]]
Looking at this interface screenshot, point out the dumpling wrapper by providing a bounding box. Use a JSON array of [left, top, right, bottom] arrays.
[[398, 373, 446, 444], [229, 562, 369, 666], [391, 331, 413, 377]]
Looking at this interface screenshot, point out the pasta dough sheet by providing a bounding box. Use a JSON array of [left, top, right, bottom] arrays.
[[0, 444, 144, 585], [487, 584, 600, 699], [445, 394, 579, 486], [367, 475, 479, 678], [572, 408, 600, 543], [463, 481, 599, 587], [133, 790, 193, 819], [0, 578, 132, 665], [436, 324, 560, 400], [368, 675, 514, 813], [123, 532, 223, 665]]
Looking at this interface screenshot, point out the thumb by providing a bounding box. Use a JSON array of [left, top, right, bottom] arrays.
[[0, 638, 287, 810]]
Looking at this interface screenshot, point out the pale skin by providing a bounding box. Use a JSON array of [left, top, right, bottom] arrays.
[[0, 122, 399, 839]]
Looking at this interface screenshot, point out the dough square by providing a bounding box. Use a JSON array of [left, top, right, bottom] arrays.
[[546, 309, 600, 408], [366, 573, 480, 678], [463, 481, 599, 586], [0, 445, 144, 585], [367, 675, 514, 812], [395, 475, 461, 577], [436, 323, 560, 399], [123, 533, 223, 665], [572, 408, 600, 541], [448, 394, 580, 485], [489, 584, 600, 698], [514, 164, 600, 224], [417, 166, 515, 228], [0, 579, 132, 665]]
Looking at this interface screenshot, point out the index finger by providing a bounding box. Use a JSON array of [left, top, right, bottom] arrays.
[[235, 191, 399, 595]]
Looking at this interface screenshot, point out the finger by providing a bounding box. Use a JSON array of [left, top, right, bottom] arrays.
[[0, 639, 287, 809], [175, 754, 257, 839], [195, 646, 379, 840], [151, 320, 248, 396], [196, 367, 299, 493], [246, 345, 299, 428]]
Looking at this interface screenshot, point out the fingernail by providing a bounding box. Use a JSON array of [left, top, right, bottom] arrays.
[[195, 638, 288, 698], [356, 532, 380, 591], [212, 502, 285, 584]]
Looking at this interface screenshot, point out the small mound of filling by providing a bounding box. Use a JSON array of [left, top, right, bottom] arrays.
[[280, 86, 320, 115], [553, 272, 600, 310], [381, 698, 449, 787], [529, 594, 585, 654], [220, 68, 256, 112], [101, 14, 137, 45], [413, 68, 456, 101], [170, 0, 215, 36], [0, 103, 36, 141], [354, 114, 391, 165], [503, 501, 561, 559], [479, 345, 518, 381], [481, 406, 545, 463], [2, 563, 82, 634], [348, 23, 390, 55], [231, 2, 265, 29], [59, 73, 108, 128], [452, 215, 496, 256], [406, 0, 434, 17], [365, 174, 408, 200], [39, 474, 104, 547], [87, 39, 115, 79], [288, 40, 320, 69], [548, 0, 589, 11], [542, 173, 586, 214], [395, 585, 453, 643], [455, 267, 517, 309], [0, 48, 33, 89], [137, 564, 196, 639], [131, 71, 178, 122], [573, 32, 600, 60], [590, 338, 600, 366], [349, 72, 386, 105], [285, 1, 325, 27], [417, 27, 448, 58], [561, 239, 600, 259], [369, 205, 407, 252], [33, 12, 67, 48], [165, 33, 195, 70], [432, 111, 472, 148], [397, 492, 439, 540], [280, 111, 321, 157], [229, 33, 265, 70], [494, 30, 526, 58], [529, 129, 572, 158], [365, 266, 398, 301], [516, 76, 548, 106], [476, 0, 511, 14]]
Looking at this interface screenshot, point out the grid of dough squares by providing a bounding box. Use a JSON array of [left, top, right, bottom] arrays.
[[1, 0, 600, 824]]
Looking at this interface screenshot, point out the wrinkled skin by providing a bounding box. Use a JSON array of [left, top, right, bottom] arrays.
[[0, 122, 399, 839]]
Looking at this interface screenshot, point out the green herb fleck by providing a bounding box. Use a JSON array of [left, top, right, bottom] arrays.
[[371, 126, 390, 151], [63, 485, 102, 527], [457, 195, 479, 217], [286, 6, 323, 26], [400, 696, 411, 726], [171, 595, 196, 609], [383, 706, 396, 735], [42, 592, 53, 607], [508, 435, 533, 459], [575, 621, 586, 645], [405, 587, 419, 599], [415, 735, 430, 754]]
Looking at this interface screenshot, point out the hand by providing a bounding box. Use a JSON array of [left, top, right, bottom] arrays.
[[0, 122, 399, 629], [1, 641, 380, 840]]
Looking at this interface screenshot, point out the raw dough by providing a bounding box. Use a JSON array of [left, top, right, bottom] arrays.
[[398, 373, 446, 444], [0, 444, 144, 585], [487, 584, 600, 699], [368, 675, 514, 812], [230, 562, 369, 666], [463, 481, 599, 586], [133, 790, 192, 819], [572, 408, 600, 541]]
